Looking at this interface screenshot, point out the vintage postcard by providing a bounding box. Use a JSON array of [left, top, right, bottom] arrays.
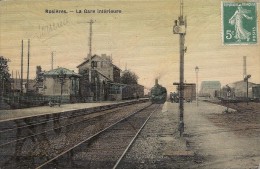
[[0, 0, 259, 168]]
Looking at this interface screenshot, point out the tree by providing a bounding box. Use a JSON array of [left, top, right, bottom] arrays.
[[35, 66, 45, 93], [120, 70, 138, 84], [0, 56, 11, 94], [35, 66, 44, 83]]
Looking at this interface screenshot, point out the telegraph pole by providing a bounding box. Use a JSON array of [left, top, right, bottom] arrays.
[[87, 19, 95, 83], [87, 19, 94, 60], [195, 66, 199, 106], [87, 19, 95, 100], [78, 19, 96, 100], [51, 51, 54, 70], [173, 0, 187, 136], [243, 56, 247, 79], [20, 40, 24, 94], [26, 39, 30, 93]]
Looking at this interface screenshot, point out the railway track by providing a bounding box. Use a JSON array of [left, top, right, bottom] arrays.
[[36, 104, 160, 169], [0, 102, 151, 169], [0, 108, 121, 147]]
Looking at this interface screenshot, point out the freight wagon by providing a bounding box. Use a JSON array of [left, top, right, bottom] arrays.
[[216, 84, 260, 102], [122, 84, 144, 100], [252, 86, 260, 100]]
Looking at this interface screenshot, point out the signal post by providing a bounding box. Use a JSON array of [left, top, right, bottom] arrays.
[[173, 0, 187, 136]]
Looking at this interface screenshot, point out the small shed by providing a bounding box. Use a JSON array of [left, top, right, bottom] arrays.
[[43, 67, 81, 102]]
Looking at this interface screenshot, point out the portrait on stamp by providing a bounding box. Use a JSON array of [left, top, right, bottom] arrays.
[[222, 2, 258, 45]]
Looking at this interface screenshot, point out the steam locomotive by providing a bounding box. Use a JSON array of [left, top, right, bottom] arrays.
[[150, 79, 167, 104]]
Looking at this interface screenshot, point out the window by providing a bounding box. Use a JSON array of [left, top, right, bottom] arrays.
[[91, 61, 97, 68]]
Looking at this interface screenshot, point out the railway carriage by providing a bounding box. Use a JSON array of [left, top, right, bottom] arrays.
[[122, 84, 144, 100]]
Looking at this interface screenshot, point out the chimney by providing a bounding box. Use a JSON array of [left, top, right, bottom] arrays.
[[155, 79, 158, 85], [243, 56, 247, 78], [85, 54, 91, 60]]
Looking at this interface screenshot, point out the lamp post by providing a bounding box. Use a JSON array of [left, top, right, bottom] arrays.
[[195, 66, 199, 106], [58, 69, 66, 105], [244, 74, 251, 105]]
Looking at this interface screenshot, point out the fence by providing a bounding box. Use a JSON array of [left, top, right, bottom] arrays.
[[2, 93, 71, 109]]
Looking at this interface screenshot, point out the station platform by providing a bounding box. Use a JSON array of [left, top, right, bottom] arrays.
[[121, 101, 258, 169], [0, 99, 148, 122]]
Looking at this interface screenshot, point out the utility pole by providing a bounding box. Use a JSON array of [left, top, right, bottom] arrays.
[[173, 0, 187, 136], [243, 56, 247, 79], [87, 19, 95, 83], [15, 70, 17, 89], [87, 19, 94, 60], [79, 19, 95, 100], [87, 19, 95, 101], [195, 66, 199, 106], [21, 40, 24, 94], [51, 51, 54, 70], [11, 70, 14, 91], [26, 39, 30, 93], [78, 19, 96, 100]]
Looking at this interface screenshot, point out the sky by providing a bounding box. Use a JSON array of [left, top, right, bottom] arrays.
[[0, 0, 259, 92]]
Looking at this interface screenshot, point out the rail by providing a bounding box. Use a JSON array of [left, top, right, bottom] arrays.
[[36, 103, 154, 168]]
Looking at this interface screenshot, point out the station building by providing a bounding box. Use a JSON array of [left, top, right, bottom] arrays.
[[77, 54, 123, 101], [77, 54, 145, 101]]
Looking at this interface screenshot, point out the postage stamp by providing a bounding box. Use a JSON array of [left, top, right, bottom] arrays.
[[222, 2, 258, 45]]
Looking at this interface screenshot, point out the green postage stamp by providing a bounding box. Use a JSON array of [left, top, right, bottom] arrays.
[[222, 2, 258, 45]]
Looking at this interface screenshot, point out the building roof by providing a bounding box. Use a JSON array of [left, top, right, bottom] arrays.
[[201, 81, 220, 83], [43, 67, 81, 77], [95, 69, 112, 81], [77, 55, 96, 68], [77, 54, 121, 70], [227, 80, 256, 89], [229, 80, 256, 85], [201, 81, 221, 86], [173, 83, 196, 86]]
